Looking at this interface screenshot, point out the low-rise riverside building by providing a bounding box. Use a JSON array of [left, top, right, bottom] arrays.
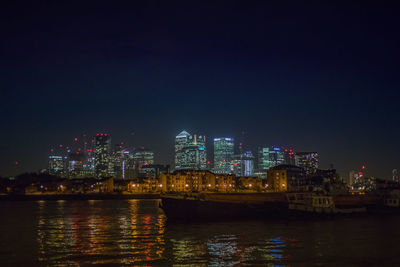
[[159, 170, 255, 193], [215, 173, 235, 192], [266, 165, 305, 192], [237, 176, 263, 192], [158, 170, 215, 192]]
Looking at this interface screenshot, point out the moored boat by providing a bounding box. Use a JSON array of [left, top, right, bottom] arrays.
[[286, 193, 366, 214], [160, 192, 288, 221]]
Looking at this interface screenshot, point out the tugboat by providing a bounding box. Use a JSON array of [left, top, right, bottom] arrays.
[[286, 192, 366, 214]]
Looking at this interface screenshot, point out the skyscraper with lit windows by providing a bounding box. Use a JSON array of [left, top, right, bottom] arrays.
[[133, 147, 154, 171], [48, 155, 65, 176], [295, 152, 319, 174], [213, 137, 234, 174], [257, 147, 285, 171], [232, 151, 255, 177], [174, 131, 207, 170], [94, 133, 111, 177]]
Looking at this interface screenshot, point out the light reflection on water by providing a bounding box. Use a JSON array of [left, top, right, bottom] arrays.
[[36, 200, 166, 266], [1, 200, 400, 266]]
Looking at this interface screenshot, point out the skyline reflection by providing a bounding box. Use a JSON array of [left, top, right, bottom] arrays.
[[0, 200, 399, 266]]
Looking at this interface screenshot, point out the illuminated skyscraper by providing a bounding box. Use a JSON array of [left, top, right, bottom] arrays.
[[94, 133, 111, 177], [112, 143, 131, 179], [295, 152, 319, 174], [48, 155, 65, 175], [195, 135, 207, 170], [232, 151, 255, 177], [67, 152, 87, 178], [174, 131, 207, 170], [257, 147, 286, 171], [243, 151, 255, 176], [133, 147, 154, 171], [213, 137, 234, 174]]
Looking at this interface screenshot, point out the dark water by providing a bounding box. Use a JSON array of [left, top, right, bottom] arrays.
[[0, 200, 399, 266]]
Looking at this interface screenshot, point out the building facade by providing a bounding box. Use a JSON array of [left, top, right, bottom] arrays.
[[232, 151, 255, 177], [158, 170, 235, 193], [257, 147, 286, 172], [174, 130, 207, 170], [48, 155, 65, 176], [213, 137, 234, 174], [266, 165, 305, 192], [295, 152, 319, 174], [94, 134, 111, 177]]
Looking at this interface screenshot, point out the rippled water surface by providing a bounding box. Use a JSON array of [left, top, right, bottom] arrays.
[[0, 199, 400, 266]]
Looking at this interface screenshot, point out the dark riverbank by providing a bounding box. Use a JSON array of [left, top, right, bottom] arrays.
[[0, 193, 160, 201]]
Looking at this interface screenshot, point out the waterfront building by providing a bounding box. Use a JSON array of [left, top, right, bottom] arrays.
[[94, 133, 111, 177], [295, 152, 319, 174], [214, 173, 235, 192], [213, 137, 234, 174], [158, 170, 235, 193], [238, 176, 263, 191], [266, 165, 305, 192], [174, 131, 207, 170]]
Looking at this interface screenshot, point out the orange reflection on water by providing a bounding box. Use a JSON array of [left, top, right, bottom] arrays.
[[36, 199, 166, 266], [120, 200, 166, 265]]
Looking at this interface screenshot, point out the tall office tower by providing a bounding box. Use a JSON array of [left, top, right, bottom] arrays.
[[133, 147, 154, 171], [295, 152, 319, 174], [194, 134, 207, 170], [175, 130, 191, 170], [94, 133, 111, 177], [232, 151, 255, 177], [67, 152, 87, 178], [174, 131, 207, 170], [112, 143, 130, 179], [242, 151, 255, 176], [393, 169, 399, 183], [213, 137, 234, 174], [257, 147, 286, 171], [48, 155, 65, 176]]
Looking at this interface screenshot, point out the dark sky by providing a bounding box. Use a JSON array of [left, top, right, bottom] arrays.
[[1, 1, 399, 178]]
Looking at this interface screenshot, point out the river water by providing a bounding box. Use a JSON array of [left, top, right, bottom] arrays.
[[0, 199, 399, 266]]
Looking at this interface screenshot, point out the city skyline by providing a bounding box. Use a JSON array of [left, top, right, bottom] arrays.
[[2, 2, 400, 266], [2, 1, 399, 179], [1, 129, 392, 181]]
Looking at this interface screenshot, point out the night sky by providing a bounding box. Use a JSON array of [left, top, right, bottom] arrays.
[[1, 1, 399, 178]]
